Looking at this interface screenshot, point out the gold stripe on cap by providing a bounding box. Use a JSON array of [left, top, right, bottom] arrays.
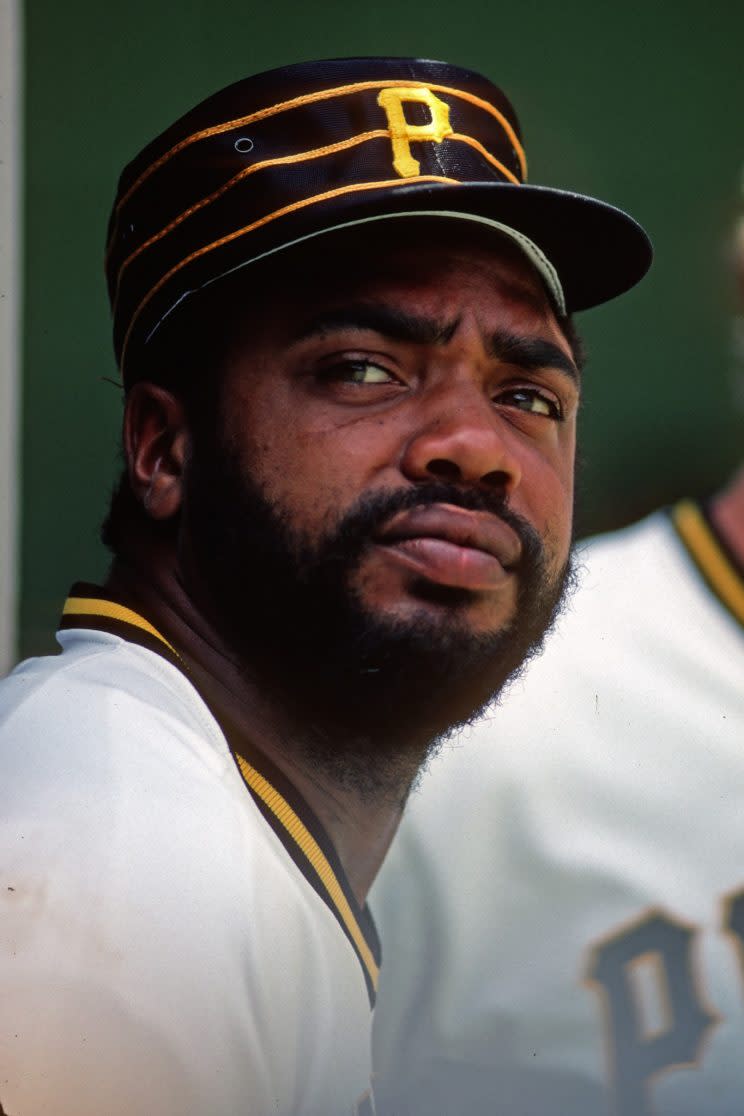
[[449, 132, 521, 185], [113, 128, 389, 299], [235, 753, 380, 990], [119, 174, 458, 376], [111, 78, 527, 225], [113, 129, 521, 301], [672, 500, 744, 625], [63, 596, 180, 656]]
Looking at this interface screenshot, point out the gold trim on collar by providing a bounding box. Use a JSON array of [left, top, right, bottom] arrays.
[[62, 588, 379, 993], [63, 596, 180, 656], [235, 753, 380, 992]]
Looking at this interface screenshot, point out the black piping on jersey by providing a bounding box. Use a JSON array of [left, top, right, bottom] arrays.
[[669, 499, 744, 630], [60, 582, 382, 1005]]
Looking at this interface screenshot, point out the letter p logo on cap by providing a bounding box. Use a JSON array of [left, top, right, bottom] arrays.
[[377, 87, 453, 178]]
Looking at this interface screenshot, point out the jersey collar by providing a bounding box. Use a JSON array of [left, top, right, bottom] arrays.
[[60, 582, 382, 1005]]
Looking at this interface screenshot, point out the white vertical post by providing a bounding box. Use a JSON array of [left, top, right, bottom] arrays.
[[0, 0, 21, 674]]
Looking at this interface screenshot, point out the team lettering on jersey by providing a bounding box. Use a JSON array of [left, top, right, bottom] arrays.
[[585, 887, 744, 1115]]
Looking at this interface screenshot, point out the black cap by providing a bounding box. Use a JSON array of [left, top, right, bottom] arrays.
[[106, 57, 652, 385]]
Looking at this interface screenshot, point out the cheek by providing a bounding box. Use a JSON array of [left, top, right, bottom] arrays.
[[240, 430, 334, 534], [515, 433, 576, 566], [232, 399, 403, 537]]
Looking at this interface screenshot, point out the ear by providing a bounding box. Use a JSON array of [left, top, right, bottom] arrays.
[[123, 383, 190, 521]]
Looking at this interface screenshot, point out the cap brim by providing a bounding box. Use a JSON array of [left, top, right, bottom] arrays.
[[137, 179, 653, 375], [198, 180, 652, 317]]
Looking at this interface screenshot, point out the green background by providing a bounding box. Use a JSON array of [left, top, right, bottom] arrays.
[[20, 0, 744, 658]]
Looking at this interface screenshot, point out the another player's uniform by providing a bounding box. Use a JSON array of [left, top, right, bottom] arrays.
[[371, 500, 744, 1116], [0, 585, 379, 1116]]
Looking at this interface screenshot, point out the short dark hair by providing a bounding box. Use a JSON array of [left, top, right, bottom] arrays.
[[101, 278, 250, 556]]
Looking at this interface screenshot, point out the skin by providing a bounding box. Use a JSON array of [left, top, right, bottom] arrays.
[[710, 466, 744, 560], [111, 225, 580, 903], [713, 224, 744, 563]]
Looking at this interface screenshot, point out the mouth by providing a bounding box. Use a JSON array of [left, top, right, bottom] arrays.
[[373, 503, 522, 592]]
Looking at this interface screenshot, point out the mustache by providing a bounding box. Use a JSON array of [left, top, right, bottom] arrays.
[[315, 483, 544, 573]]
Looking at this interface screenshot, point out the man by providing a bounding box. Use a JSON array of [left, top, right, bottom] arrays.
[[370, 223, 744, 1115], [0, 58, 650, 1115]]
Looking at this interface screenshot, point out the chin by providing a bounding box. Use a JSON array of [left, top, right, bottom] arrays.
[[360, 576, 519, 637]]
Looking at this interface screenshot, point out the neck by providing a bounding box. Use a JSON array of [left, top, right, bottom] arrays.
[[709, 465, 744, 566], [106, 549, 412, 905]]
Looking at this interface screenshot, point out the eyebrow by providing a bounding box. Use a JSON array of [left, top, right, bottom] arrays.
[[293, 304, 579, 384], [487, 328, 580, 384], [293, 303, 459, 346]]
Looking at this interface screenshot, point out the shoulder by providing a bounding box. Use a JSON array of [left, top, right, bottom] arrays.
[[0, 631, 374, 1114], [0, 628, 235, 788], [580, 507, 675, 577], [1, 627, 221, 739], [568, 503, 743, 656], [568, 509, 689, 627], [0, 629, 244, 902], [0, 628, 276, 938]]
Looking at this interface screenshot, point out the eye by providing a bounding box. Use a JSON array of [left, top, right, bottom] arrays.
[[319, 359, 399, 385], [497, 386, 562, 420]]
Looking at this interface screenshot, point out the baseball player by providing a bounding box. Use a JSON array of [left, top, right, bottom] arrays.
[[370, 228, 744, 1114], [0, 57, 650, 1116]]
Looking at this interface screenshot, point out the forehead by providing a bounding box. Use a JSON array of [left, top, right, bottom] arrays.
[[252, 218, 559, 333]]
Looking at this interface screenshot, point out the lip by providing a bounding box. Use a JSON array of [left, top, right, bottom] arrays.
[[373, 503, 522, 591]]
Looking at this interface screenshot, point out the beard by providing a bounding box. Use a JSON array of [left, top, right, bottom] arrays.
[[180, 435, 575, 801]]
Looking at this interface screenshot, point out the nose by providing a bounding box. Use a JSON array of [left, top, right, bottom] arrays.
[[399, 382, 522, 495]]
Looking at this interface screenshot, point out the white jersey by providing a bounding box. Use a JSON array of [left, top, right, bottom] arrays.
[[371, 499, 744, 1116], [0, 584, 378, 1116]]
